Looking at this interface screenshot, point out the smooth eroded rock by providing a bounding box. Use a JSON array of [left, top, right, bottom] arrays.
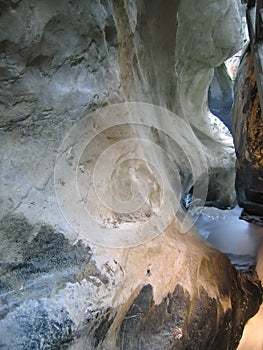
[[0, 0, 261, 349]]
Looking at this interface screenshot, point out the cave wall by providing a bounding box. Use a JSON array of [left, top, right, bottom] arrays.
[[0, 0, 262, 349], [0, 0, 243, 224]]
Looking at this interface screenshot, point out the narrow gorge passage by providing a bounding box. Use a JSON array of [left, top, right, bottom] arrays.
[[198, 1, 263, 348], [0, 0, 263, 349]]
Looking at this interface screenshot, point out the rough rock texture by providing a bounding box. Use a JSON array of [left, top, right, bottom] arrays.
[[231, 48, 263, 225], [0, 0, 261, 349], [0, 214, 110, 348], [0, 0, 123, 235]]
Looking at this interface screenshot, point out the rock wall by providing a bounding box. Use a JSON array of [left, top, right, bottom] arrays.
[[0, 0, 261, 349], [173, 0, 243, 208], [0, 0, 241, 222], [231, 48, 263, 225]]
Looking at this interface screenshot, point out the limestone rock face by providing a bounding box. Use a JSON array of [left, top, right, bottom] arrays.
[[0, 0, 241, 218], [173, 0, 243, 208], [231, 48, 263, 225], [0, 0, 261, 349]]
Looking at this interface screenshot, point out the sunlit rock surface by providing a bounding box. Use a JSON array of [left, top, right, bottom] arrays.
[[0, 0, 261, 349], [231, 48, 263, 225]]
